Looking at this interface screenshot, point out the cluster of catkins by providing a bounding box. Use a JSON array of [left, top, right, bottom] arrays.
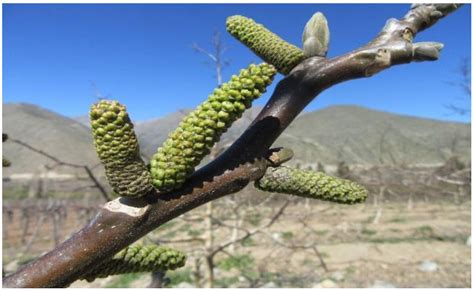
[[90, 11, 337, 198], [86, 9, 367, 281], [90, 64, 277, 195]]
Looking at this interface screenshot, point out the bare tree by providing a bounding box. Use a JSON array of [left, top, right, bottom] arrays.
[[89, 80, 111, 101], [445, 57, 471, 115], [147, 195, 290, 287], [6, 137, 111, 201], [3, 4, 462, 288], [192, 30, 230, 287], [192, 31, 230, 86]]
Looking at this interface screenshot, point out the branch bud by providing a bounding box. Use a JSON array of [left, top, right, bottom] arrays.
[[302, 12, 330, 57], [412, 41, 444, 61]]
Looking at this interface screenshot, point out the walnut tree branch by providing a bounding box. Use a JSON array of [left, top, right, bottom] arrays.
[[3, 4, 461, 288]]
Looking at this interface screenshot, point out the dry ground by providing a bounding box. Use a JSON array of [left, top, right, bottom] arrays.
[[3, 199, 471, 288]]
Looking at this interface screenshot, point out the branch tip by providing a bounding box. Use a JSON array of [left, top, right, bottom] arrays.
[[302, 12, 330, 58], [413, 41, 444, 61]]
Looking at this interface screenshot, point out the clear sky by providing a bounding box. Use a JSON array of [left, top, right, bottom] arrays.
[[3, 4, 471, 123]]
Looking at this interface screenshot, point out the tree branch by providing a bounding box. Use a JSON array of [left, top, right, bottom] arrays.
[[3, 4, 462, 288], [210, 199, 290, 257], [8, 138, 111, 202]]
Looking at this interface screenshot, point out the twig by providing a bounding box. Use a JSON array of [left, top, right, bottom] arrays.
[[8, 138, 111, 201], [211, 199, 290, 257], [24, 214, 47, 254]]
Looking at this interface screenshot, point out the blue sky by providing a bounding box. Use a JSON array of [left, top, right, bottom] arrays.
[[3, 4, 471, 123]]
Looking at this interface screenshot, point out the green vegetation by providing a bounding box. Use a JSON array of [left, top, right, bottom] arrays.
[[214, 276, 240, 287], [240, 237, 256, 247], [319, 252, 330, 259], [187, 229, 204, 237], [388, 217, 408, 223], [158, 220, 178, 231], [105, 273, 142, 288], [218, 254, 255, 271], [167, 269, 194, 287], [315, 229, 329, 236], [281, 231, 294, 240], [3, 189, 30, 199], [215, 254, 261, 287], [248, 212, 263, 226], [302, 258, 314, 266], [414, 225, 434, 236], [361, 228, 377, 236]]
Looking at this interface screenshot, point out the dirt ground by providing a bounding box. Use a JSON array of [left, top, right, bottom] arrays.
[[3, 199, 471, 288]]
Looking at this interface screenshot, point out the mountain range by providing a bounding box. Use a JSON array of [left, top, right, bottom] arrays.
[[3, 103, 471, 180]]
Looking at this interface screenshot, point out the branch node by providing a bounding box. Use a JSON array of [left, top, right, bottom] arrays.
[[363, 48, 392, 76], [402, 28, 414, 42]]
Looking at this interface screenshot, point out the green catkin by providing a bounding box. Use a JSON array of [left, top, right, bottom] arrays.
[[255, 166, 368, 204], [150, 63, 277, 192], [80, 245, 186, 282], [90, 100, 153, 197], [226, 15, 305, 75]]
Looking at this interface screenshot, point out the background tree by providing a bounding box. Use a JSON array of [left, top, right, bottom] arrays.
[[191, 31, 229, 287], [446, 57, 471, 116]]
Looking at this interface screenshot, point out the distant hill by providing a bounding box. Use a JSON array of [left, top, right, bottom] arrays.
[[3, 103, 102, 178], [73, 114, 91, 128], [135, 105, 470, 167], [277, 106, 471, 167], [3, 103, 470, 181]]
